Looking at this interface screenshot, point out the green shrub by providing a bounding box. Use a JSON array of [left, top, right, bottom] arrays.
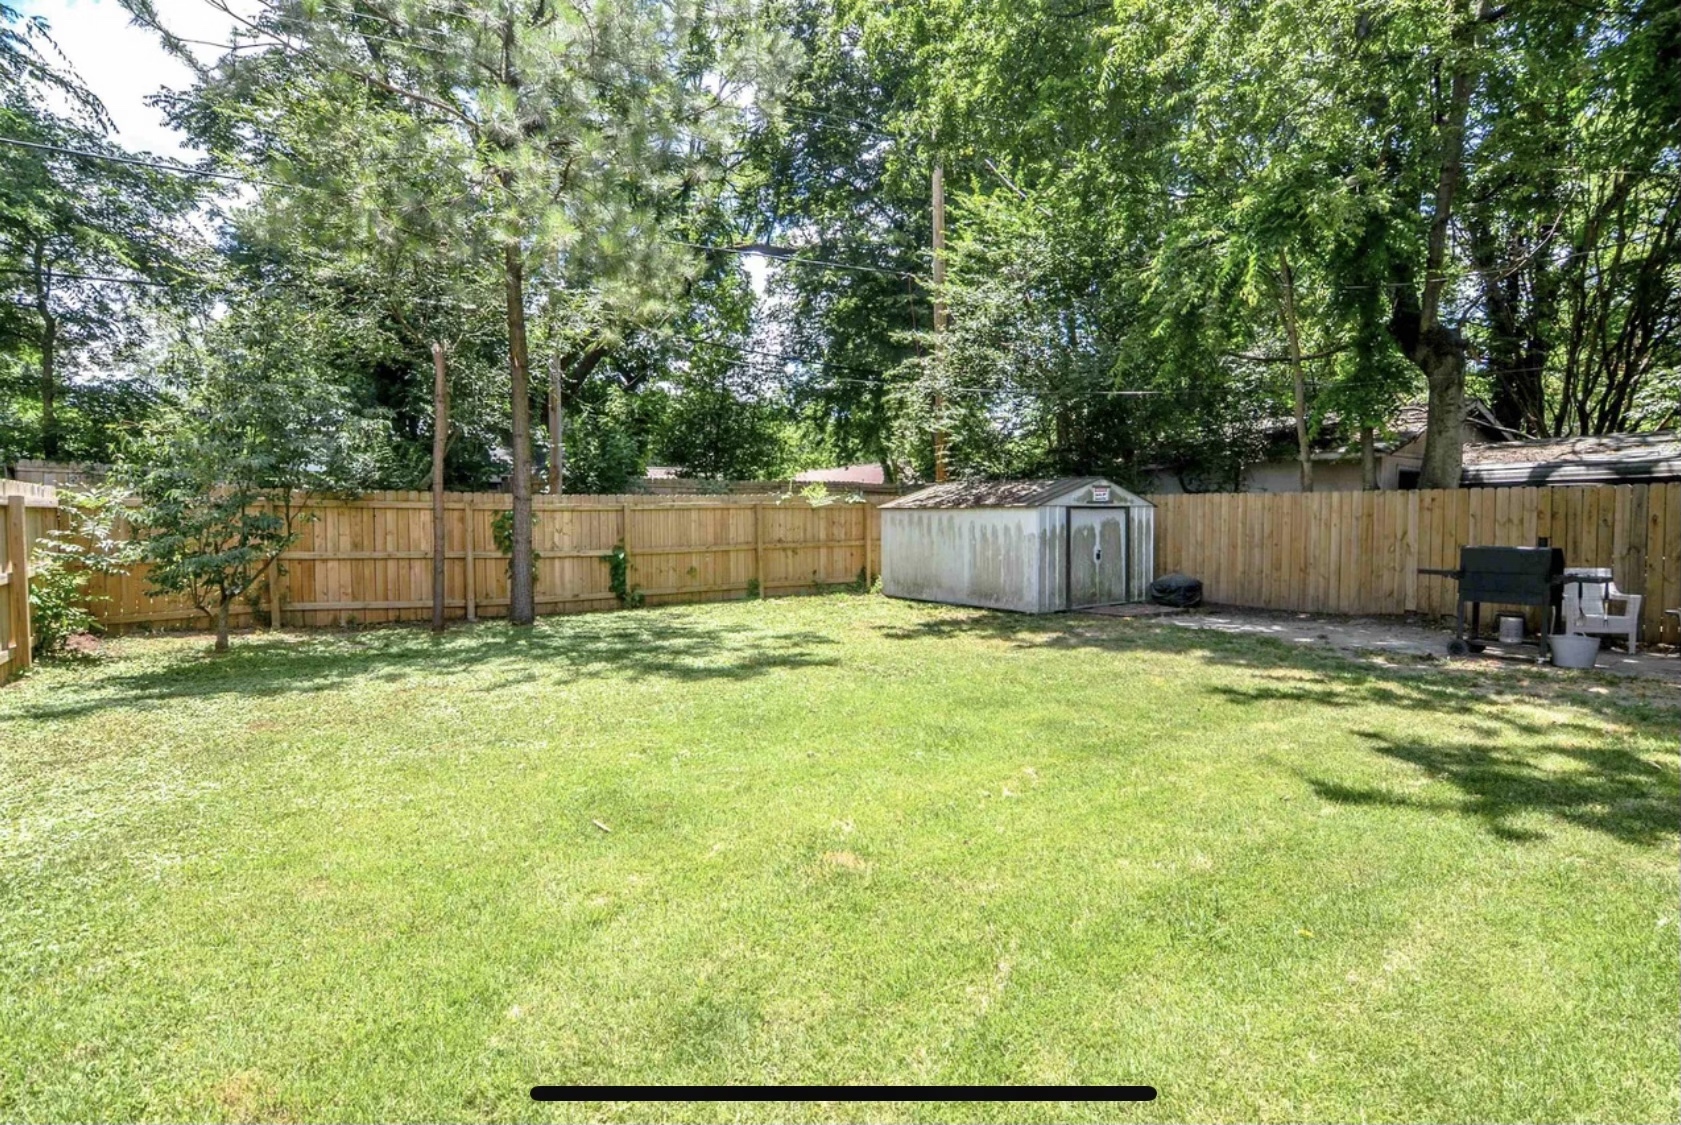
[[29, 556, 100, 658], [27, 489, 134, 659]]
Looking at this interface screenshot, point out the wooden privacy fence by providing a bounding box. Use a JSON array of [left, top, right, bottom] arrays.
[[1153, 484, 1681, 645], [87, 491, 885, 632], [0, 480, 60, 682]]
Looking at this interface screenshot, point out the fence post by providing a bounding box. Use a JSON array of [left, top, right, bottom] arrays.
[[862, 503, 872, 585], [7, 495, 30, 673], [621, 502, 634, 593], [463, 494, 477, 621], [270, 555, 286, 629], [754, 503, 765, 595]]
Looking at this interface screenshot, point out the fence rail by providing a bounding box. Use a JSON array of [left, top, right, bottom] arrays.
[[1153, 484, 1681, 645], [7, 480, 1680, 661], [87, 491, 886, 632]]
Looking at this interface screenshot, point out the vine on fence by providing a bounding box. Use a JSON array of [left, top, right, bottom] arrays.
[[603, 542, 643, 607], [490, 509, 540, 580]]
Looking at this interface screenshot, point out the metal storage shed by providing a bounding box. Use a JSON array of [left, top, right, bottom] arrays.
[[879, 477, 1155, 614]]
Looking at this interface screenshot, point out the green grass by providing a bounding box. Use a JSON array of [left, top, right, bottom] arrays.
[[1, 595, 1676, 1124]]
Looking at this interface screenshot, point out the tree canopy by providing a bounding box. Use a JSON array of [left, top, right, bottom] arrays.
[[2, 0, 1675, 526]]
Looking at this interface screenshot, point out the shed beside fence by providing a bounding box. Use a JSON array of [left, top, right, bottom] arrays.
[[880, 477, 1155, 614]]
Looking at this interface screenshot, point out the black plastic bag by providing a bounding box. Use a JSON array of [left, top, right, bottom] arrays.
[[1149, 572, 1203, 608]]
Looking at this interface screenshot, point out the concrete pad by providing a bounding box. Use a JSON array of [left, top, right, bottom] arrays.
[[1157, 606, 1681, 687]]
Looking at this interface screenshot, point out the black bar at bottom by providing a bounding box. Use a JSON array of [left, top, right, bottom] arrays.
[[530, 1085, 1156, 1103]]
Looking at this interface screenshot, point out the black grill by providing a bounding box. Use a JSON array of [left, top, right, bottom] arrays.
[[1420, 545, 1564, 655], [1457, 546, 1565, 604]]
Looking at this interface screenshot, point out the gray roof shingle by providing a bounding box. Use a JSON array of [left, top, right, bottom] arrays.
[[1461, 431, 1681, 485]]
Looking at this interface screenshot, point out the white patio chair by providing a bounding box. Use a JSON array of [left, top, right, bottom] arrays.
[[1562, 572, 1642, 653]]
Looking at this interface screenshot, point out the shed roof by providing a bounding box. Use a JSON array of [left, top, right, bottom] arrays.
[[882, 477, 1139, 509]]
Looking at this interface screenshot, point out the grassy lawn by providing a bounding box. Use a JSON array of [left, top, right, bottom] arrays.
[[2, 595, 1676, 1123]]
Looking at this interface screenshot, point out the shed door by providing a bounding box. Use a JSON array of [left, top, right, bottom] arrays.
[[1068, 508, 1128, 608]]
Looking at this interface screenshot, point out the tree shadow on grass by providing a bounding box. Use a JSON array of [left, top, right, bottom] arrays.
[[12, 611, 841, 723], [871, 606, 1680, 847], [876, 606, 1677, 722], [1303, 732, 1680, 846]]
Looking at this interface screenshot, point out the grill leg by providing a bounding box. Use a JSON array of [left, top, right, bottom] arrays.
[[1448, 601, 1471, 656]]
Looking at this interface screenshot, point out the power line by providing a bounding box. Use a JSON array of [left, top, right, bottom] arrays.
[[0, 136, 918, 283], [0, 266, 180, 286], [0, 135, 281, 187], [669, 239, 913, 279], [668, 330, 1161, 399]]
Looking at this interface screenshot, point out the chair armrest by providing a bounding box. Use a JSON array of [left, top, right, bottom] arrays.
[[1607, 593, 1642, 614]]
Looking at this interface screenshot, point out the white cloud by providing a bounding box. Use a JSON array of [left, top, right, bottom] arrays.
[[18, 0, 254, 159]]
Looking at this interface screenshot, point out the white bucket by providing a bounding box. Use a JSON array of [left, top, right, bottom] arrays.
[[1549, 633, 1600, 669], [1497, 614, 1525, 645]]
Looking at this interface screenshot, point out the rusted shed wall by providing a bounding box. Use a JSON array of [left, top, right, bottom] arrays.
[[881, 508, 1055, 612], [1036, 506, 1069, 611], [1126, 506, 1155, 602]]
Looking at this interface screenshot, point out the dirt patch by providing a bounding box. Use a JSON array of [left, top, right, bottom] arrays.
[[297, 875, 333, 901], [820, 850, 869, 873], [64, 633, 103, 657], [210, 1070, 289, 1123]]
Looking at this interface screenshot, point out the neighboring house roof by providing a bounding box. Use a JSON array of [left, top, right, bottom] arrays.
[[643, 465, 684, 479], [884, 477, 1136, 509], [1461, 431, 1681, 486], [794, 462, 887, 485], [1143, 399, 1524, 477], [1260, 398, 1520, 457], [1402, 398, 1518, 439], [8, 460, 110, 487]]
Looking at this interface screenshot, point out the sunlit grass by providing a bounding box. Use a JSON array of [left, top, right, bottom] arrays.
[[2, 595, 1676, 1123]]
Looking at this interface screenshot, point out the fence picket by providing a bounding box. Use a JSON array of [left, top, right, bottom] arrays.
[[1146, 484, 1678, 641], [9, 481, 1677, 650], [83, 491, 891, 632]]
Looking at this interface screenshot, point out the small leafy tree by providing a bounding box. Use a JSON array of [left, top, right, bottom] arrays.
[[118, 301, 380, 652], [26, 486, 134, 657]]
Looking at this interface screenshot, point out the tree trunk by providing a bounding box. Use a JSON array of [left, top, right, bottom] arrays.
[[1418, 330, 1467, 489], [431, 341, 449, 633], [1277, 248, 1313, 493], [1409, 3, 1480, 489], [931, 162, 949, 483], [1472, 212, 1553, 438], [1360, 425, 1378, 490], [547, 352, 564, 495], [214, 598, 231, 653], [504, 244, 536, 626]]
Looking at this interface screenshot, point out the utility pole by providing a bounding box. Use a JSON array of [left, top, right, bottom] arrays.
[[548, 353, 565, 495], [1277, 248, 1314, 493], [431, 342, 450, 633], [931, 162, 949, 482]]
